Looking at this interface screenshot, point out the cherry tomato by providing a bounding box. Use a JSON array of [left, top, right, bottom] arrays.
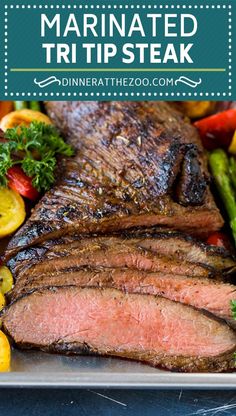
[[194, 109, 236, 150], [206, 232, 230, 249], [7, 166, 40, 201], [0, 102, 13, 121]]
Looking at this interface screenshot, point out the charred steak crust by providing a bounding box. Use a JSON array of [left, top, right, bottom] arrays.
[[4, 101, 223, 259], [176, 144, 208, 206], [11, 340, 236, 373]]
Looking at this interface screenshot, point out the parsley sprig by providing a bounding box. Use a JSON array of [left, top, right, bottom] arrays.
[[231, 300, 236, 320], [0, 121, 74, 192]]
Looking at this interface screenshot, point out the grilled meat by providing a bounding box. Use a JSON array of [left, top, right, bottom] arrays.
[[3, 101, 235, 373], [176, 144, 208, 206], [3, 287, 236, 372], [5, 101, 223, 259], [125, 230, 236, 271], [7, 233, 236, 285], [6, 232, 236, 323], [7, 236, 219, 283], [8, 266, 236, 323]]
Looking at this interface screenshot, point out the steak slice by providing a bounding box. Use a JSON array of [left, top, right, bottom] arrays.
[[5, 101, 223, 259], [124, 230, 236, 271], [3, 287, 236, 372], [7, 237, 218, 285], [8, 267, 236, 323], [7, 233, 236, 285]]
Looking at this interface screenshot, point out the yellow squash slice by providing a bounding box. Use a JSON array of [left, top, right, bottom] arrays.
[[0, 187, 26, 238], [181, 101, 215, 119], [229, 131, 236, 155], [0, 109, 52, 131], [0, 292, 5, 310], [0, 267, 13, 295], [0, 331, 11, 372]]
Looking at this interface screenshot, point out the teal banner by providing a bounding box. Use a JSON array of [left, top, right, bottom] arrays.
[[0, 0, 235, 100]]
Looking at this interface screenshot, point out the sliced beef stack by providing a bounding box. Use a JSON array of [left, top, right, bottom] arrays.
[[2, 102, 236, 373], [6, 233, 236, 324]]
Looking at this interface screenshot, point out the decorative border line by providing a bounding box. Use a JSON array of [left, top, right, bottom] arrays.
[[228, 8, 232, 96], [4, 4, 232, 9], [7, 91, 229, 98], [4, 9, 8, 96], [4, 3, 232, 98]]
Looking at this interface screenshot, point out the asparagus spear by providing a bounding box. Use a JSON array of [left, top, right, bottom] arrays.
[[229, 156, 236, 192], [13, 102, 41, 111], [231, 300, 236, 319], [209, 149, 236, 245], [29, 101, 41, 111], [14, 101, 28, 110]]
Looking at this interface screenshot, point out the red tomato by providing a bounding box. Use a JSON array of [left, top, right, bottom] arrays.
[[194, 109, 236, 150], [0, 102, 13, 120], [206, 232, 230, 249], [7, 166, 40, 201]]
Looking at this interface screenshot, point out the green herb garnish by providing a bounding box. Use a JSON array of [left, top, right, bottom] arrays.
[[0, 121, 74, 192], [231, 300, 236, 320]]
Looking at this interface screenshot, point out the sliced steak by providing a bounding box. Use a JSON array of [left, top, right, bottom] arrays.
[[124, 230, 236, 271], [3, 287, 236, 372], [7, 233, 236, 284], [8, 267, 236, 323], [5, 101, 223, 259], [8, 238, 217, 285]]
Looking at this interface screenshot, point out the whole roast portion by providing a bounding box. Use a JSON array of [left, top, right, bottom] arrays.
[[2, 101, 236, 372], [5, 101, 223, 258]]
